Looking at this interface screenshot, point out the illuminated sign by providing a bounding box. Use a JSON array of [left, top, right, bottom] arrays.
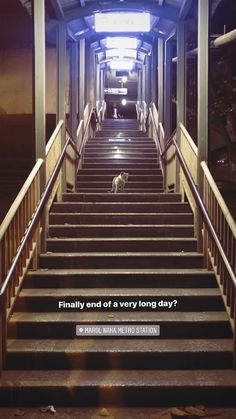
[[95, 13, 150, 33], [105, 37, 138, 49], [104, 88, 128, 95]]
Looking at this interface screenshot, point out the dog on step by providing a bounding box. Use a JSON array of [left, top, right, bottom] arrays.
[[110, 172, 129, 193]]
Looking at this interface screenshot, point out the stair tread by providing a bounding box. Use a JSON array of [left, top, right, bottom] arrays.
[[41, 252, 202, 256], [7, 338, 233, 353], [47, 237, 197, 242], [50, 212, 192, 215], [1, 369, 236, 387], [19, 288, 220, 297], [28, 268, 215, 275], [10, 311, 229, 322], [49, 224, 194, 227], [55, 202, 188, 205], [64, 193, 173, 195]]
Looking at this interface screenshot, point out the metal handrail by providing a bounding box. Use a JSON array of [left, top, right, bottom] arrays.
[[172, 138, 236, 288], [149, 105, 236, 291], [0, 107, 95, 371], [0, 107, 94, 300], [78, 108, 93, 156], [0, 137, 79, 301], [149, 106, 177, 163]]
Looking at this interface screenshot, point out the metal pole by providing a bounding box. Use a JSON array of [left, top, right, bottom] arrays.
[[70, 40, 79, 138], [151, 40, 158, 106], [32, 0, 46, 252], [79, 39, 85, 121], [213, 28, 236, 47], [197, 0, 209, 251], [176, 22, 186, 192], [33, 0, 46, 176], [100, 69, 104, 103], [164, 39, 172, 140], [96, 60, 100, 106], [158, 38, 164, 125], [145, 55, 151, 107], [57, 22, 67, 192]]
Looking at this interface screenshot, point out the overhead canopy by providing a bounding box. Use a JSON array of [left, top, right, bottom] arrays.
[[43, 0, 223, 69], [46, 0, 195, 69]]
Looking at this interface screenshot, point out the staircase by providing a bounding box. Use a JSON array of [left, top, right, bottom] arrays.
[[2, 118, 236, 407]]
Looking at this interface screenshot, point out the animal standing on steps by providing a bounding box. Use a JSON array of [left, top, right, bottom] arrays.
[[110, 172, 129, 193]]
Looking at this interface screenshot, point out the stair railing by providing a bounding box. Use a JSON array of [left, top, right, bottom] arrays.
[[136, 101, 147, 132], [0, 106, 95, 374], [96, 100, 106, 127], [149, 103, 236, 367]]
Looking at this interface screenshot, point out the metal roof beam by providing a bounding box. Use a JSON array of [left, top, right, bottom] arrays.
[[48, 0, 64, 20], [64, 1, 179, 22], [75, 30, 165, 42], [179, 0, 193, 20]]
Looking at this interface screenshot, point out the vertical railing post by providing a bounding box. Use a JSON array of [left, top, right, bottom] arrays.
[[158, 38, 164, 128], [197, 0, 209, 252], [164, 39, 172, 141], [70, 40, 79, 191], [0, 293, 7, 374], [79, 39, 85, 125], [70, 40, 79, 140], [176, 23, 186, 194], [57, 22, 67, 194], [151, 39, 158, 107], [32, 0, 46, 253]]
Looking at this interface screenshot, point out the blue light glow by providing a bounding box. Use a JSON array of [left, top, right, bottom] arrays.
[[106, 49, 137, 60], [109, 60, 134, 70], [105, 37, 138, 49], [95, 13, 150, 33]]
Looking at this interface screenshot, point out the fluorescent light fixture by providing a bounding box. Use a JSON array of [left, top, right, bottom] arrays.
[[95, 13, 150, 33], [109, 60, 134, 70], [106, 49, 137, 60], [105, 37, 138, 49], [74, 28, 89, 36]]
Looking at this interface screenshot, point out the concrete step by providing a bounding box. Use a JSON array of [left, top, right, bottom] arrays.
[[95, 132, 148, 137], [62, 193, 181, 202], [76, 181, 163, 189], [76, 188, 164, 193], [38, 252, 203, 269], [94, 138, 151, 142], [84, 144, 157, 150], [48, 224, 195, 238], [1, 369, 236, 406], [52, 202, 191, 214], [77, 174, 163, 181], [81, 163, 160, 169], [101, 125, 141, 129], [8, 311, 231, 339], [1, 368, 236, 406], [84, 152, 158, 158], [46, 237, 197, 253], [83, 157, 158, 164], [85, 138, 154, 151], [6, 338, 233, 370], [24, 269, 218, 289], [14, 287, 223, 312], [23, 268, 218, 289], [75, 169, 162, 175], [49, 213, 193, 225]]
